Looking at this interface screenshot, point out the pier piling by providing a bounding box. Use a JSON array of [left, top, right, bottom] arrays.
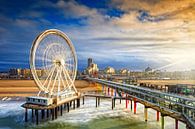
[[60, 105, 63, 116], [157, 111, 160, 121], [67, 103, 69, 112], [25, 108, 28, 122], [32, 109, 34, 122], [41, 110, 45, 119], [51, 109, 54, 120], [55, 107, 57, 119], [73, 100, 75, 109], [112, 98, 114, 110], [35, 109, 38, 125], [83, 96, 85, 105], [134, 100, 137, 114], [161, 114, 165, 129], [144, 106, 148, 122], [175, 119, 178, 129]]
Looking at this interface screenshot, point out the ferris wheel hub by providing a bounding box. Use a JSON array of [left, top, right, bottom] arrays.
[[53, 59, 65, 66]]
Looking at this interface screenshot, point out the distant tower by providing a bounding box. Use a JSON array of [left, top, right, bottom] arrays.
[[88, 58, 93, 67]]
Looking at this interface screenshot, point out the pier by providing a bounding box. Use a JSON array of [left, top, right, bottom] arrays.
[[87, 78, 195, 129], [22, 95, 83, 125]]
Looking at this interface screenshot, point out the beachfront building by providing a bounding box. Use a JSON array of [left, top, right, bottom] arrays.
[[104, 66, 115, 74], [119, 68, 130, 75], [86, 63, 99, 75]]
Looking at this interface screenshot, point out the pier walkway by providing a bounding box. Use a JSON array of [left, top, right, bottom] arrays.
[[87, 78, 195, 129]]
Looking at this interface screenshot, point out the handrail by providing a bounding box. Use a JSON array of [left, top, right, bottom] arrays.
[[87, 77, 195, 128]]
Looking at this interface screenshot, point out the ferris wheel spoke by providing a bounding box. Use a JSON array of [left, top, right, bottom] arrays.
[[46, 66, 56, 91], [65, 55, 73, 61], [57, 66, 62, 96], [59, 66, 67, 90], [42, 66, 55, 87], [50, 67, 60, 94], [36, 56, 52, 62], [62, 66, 71, 88], [62, 67, 75, 92], [60, 74, 67, 90], [36, 64, 54, 70], [63, 66, 77, 93], [65, 63, 74, 68]]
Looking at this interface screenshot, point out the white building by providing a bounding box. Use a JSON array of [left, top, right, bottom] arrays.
[[104, 66, 115, 74], [86, 63, 99, 75]]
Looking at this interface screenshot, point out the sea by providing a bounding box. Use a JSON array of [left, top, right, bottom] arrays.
[[0, 97, 186, 129]]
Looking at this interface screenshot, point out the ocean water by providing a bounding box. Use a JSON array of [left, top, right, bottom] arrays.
[[0, 97, 186, 129]]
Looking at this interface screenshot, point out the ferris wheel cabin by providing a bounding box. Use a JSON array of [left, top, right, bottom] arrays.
[[26, 96, 53, 106]]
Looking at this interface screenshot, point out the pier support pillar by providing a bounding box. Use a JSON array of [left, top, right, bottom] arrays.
[[25, 108, 28, 122], [83, 96, 85, 105], [157, 111, 160, 121], [175, 119, 178, 129], [60, 105, 63, 116], [113, 98, 115, 108], [46, 109, 49, 118], [96, 97, 98, 107], [55, 107, 58, 119], [130, 99, 132, 111], [67, 103, 70, 112], [51, 109, 54, 120], [161, 114, 165, 129], [70, 101, 72, 107], [98, 97, 100, 106], [32, 109, 34, 122], [77, 99, 80, 108], [112, 98, 114, 110], [126, 94, 128, 109], [41, 110, 45, 119], [73, 100, 75, 109], [144, 106, 148, 122], [35, 109, 38, 125], [134, 99, 137, 114]]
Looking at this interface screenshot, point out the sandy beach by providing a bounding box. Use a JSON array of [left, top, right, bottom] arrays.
[[0, 80, 98, 98]]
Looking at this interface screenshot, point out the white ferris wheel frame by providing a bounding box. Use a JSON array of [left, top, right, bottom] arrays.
[[30, 29, 78, 96]]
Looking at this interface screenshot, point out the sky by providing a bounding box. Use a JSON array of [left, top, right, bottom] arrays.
[[0, 0, 195, 72]]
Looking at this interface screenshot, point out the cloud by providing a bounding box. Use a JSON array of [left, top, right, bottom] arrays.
[[111, 0, 195, 20], [1, 0, 195, 71], [91, 37, 173, 42]]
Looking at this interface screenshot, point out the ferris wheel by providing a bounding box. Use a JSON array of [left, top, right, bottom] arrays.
[[30, 29, 78, 97]]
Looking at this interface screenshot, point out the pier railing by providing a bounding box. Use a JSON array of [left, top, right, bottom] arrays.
[[87, 78, 195, 128]]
